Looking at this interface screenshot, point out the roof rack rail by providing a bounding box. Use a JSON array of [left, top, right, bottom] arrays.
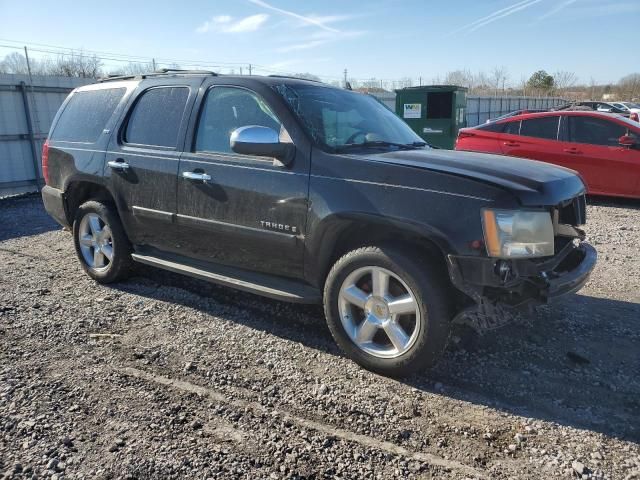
[[153, 68, 218, 75], [267, 74, 323, 83], [98, 69, 218, 83]]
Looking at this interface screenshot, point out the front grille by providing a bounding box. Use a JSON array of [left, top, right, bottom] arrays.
[[558, 194, 586, 226]]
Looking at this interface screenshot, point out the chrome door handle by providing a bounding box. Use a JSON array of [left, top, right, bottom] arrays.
[[107, 160, 130, 170], [182, 171, 211, 182]]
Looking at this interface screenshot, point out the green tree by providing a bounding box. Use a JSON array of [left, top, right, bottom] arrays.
[[527, 70, 555, 92]]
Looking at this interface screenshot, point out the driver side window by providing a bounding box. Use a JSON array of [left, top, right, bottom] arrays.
[[195, 87, 282, 154]]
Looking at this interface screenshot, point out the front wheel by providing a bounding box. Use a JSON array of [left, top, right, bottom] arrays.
[[73, 200, 132, 283], [323, 246, 451, 377]]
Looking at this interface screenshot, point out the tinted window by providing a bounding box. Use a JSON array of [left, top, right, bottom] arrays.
[[568, 116, 627, 146], [477, 122, 504, 133], [520, 116, 559, 140], [195, 87, 281, 154], [125, 87, 189, 148], [51, 88, 125, 143], [504, 120, 520, 135]]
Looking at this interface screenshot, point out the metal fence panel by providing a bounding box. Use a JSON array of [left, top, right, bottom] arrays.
[[369, 91, 567, 127], [0, 74, 91, 197]]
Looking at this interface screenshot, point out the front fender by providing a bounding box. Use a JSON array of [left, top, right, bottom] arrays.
[[304, 211, 456, 288]]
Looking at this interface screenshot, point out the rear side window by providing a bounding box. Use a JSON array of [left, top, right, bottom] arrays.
[[477, 122, 504, 133], [520, 116, 559, 140], [568, 116, 627, 146], [51, 88, 125, 143], [125, 87, 189, 148]]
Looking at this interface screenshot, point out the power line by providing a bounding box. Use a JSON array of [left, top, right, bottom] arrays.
[[0, 39, 415, 84]]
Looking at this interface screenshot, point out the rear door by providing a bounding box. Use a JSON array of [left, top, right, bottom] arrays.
[[561, 114, 640, 196], [456, 122, 503, 153], [106, 78, 202, 249], [500, 115, 564, 166]]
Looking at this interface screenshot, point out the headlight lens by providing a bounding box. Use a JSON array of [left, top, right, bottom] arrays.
[[482, 209, 554, 258]]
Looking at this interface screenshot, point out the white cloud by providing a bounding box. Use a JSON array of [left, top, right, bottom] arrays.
[[275, 30, 365, 53], [212, 15, 232, 24], [225, 14, 269, 32], [538, 0, 579, 20], [196, 14, 269, 34], [276, 40, 328, 53], [448, 0, 543, 36], [248, 0, 340, 32], [299, 14, 355, 27]]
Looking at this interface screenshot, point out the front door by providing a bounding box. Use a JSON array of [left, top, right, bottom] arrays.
[[105, 78, 202, 249], [176, 84, 309, 279], [562, 115, 640, 196]]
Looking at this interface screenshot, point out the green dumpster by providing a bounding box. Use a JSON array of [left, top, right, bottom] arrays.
[[395, 85, 467, 149]]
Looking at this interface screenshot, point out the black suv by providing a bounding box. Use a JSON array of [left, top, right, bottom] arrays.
[[41, 70, 597, 376]]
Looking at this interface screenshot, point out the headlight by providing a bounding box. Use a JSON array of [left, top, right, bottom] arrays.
[[482, 209, 554, 258]]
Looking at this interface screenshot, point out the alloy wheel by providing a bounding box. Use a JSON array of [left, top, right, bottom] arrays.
[[78, 213, 113, 271], [338, 266, 421, 358]]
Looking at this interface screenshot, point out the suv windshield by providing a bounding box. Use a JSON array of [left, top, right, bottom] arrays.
[[274, 83, 425, 152]]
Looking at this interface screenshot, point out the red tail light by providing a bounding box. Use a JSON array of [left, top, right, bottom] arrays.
[[631, 112, 639, 122], [42, 139, 49, 185]]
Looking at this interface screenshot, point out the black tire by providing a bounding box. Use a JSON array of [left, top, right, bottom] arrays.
[[323, 246, 452, 377], [72, 200, 132, 284]]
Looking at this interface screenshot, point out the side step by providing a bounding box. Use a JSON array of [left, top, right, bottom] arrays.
[[131, 252, 322, 304]]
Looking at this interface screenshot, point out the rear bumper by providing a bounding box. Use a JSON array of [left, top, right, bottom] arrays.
[[448, 240, 597, 308], [41, 185, 69, 228]]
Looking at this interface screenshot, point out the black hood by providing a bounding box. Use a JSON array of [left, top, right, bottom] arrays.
[[361, 148, 586, 206]]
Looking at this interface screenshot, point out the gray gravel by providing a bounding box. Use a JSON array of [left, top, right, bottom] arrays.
[[1, 194, 639, 479]]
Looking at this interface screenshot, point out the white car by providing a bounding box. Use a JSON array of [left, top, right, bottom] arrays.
[[612, 102, 640, 120]]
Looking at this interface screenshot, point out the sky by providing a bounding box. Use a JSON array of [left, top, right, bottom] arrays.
[[0, 0, 638, 85]]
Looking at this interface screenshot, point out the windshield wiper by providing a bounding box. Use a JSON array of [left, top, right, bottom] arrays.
[[335, 140, 427, 152]]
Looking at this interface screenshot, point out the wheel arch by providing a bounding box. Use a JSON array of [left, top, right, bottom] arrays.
[[308, 212, 455, 290], [63, 177, 118, 225]]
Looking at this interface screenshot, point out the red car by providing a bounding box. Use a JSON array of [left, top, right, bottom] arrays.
[[455, 111, 640, 199]]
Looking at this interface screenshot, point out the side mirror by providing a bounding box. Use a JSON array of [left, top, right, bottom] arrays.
[[230, 126, 295, 166], [619, 135, 636, 148]]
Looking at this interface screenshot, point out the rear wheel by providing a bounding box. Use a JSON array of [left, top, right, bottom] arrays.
[[324, 246, 451, 377], [73, 201, 132, 283]]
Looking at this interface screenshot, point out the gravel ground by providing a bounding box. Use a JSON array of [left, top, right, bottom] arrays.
[[1, 194, 639, 479]]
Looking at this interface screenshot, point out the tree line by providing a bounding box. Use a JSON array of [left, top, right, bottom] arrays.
[[1, 51, 638, 101]]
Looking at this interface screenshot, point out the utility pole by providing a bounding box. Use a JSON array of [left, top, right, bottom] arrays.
[[152, 58, 157, 71], [344, 68, 348, 88], [419, 76, 422, 86], [23, 46, 33, 84], [240, 66, 243, 75], [248, 64, 252, 75]]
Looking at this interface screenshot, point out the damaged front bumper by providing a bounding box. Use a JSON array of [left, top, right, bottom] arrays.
[[447, 240, 597, 330]]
